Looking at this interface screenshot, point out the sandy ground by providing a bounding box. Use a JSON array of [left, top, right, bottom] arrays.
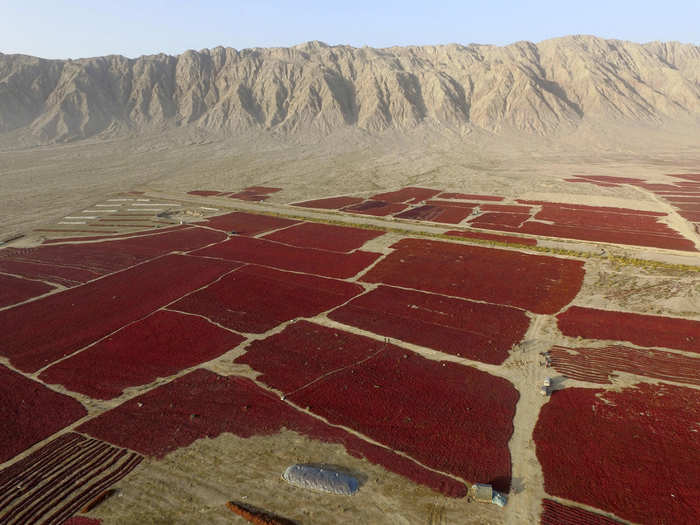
[[2, 130, 699, 524], [3, 126, 700, 241]]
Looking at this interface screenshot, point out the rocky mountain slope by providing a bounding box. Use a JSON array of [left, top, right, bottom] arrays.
[[1, 35, 699, 144]]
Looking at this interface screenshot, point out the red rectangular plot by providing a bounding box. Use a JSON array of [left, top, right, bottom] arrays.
[[78, 369, 466, 497], [394, 205, 474, 224], [187, 190, 222, 197], [430, 206, 476, 224], [192, 236, 381, 279], [549, 344, 700, 386], [244, 186, 281, 194], [370, 187, 441, 203], [238, 322, 516, 491], [671, 203, 700, 212], [437, 193, 504, 202], [557, 306, 700, 354], [0, 433, 143, 525], [515, 221, 698, 251], [40, 310, 244, 399], [117, 226, 227, 252], [268, 332, 517, 492], [361, 238, 584, 314], [170, 265, 363, 333], [479, 204, 533, 213], [425, 199, 479, 209], [291, 196, 365, 209], [394, 205, 443, 222], [204, 212, 299, 234], [0, 254, 240, 373], [328, 285, 530, 364], [669, 173, 700, 181], [0, 259, 101, 287], [262, 222, 384, 252], [666, 196, 700, 203], [534, 384, 700, 524], [637, 183, 685, 191], [517, 200, 666, 216], [655, 191, 700, 196], [0, 227, 227, 285], [541, 500, 624, 525], [469, 212, 531, 228], [342, 200, 408, 216], [0, 274, 54, 308], [0, 365, 87, 463], [678, 211, 700, 221], [236, 321, 382, 392], [534, 206, 673, 234], [445, 230, 537, 246]]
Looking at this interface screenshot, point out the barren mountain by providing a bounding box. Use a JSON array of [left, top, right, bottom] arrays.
[[0, 35, 699, 144]]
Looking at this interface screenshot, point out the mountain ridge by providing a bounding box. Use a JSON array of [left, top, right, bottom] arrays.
[[1, 35, 699, 144]]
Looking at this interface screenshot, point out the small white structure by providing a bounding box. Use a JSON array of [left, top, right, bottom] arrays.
[[282, 464, 359, 495], [543, 377, 552, 387]]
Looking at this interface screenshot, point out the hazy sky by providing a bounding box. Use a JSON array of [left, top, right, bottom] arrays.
[[2, 1, 698, 59]]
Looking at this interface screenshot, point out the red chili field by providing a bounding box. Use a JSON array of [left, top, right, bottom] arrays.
[[0, 226, 227, 286], [342, 200, 409, 216], [425, 199, 479, 209], [262, 222, 384, 252], [238, 321, 518, 492], [3, 192, 698, 520], [170, 265, 364, 333], [0, 433, 143, 525], [394, 204, 474, 224], [291, 196, 364, 209], [517, 221, 696, 251], [479, 204, 533, 213], [557, 306, 700, 354], [0, 257, 102, 287], [485, 199, 695, 250], [370, 187, 442, 203], [39, 310, 244, 399], [328, 285, 530, 364], [540, 499, 623, 525], [77, 369, 467, 497], [437, 192, 504, 201], [204, 211, 299, 234], [361, 238, 584, 314], [236, 320, 388, 393], [468, 212, 531, 228], [549, 344, 700, 385], [0, 273, 54, 308], [188, 190, 223, 196], [534, 383, 700, 524], [0, 366, 87, 464], [191, 236, 381, 279], [0, 254, 240, 372]]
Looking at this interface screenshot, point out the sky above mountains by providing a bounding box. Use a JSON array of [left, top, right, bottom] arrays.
[[2, 0, 698, 59]]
